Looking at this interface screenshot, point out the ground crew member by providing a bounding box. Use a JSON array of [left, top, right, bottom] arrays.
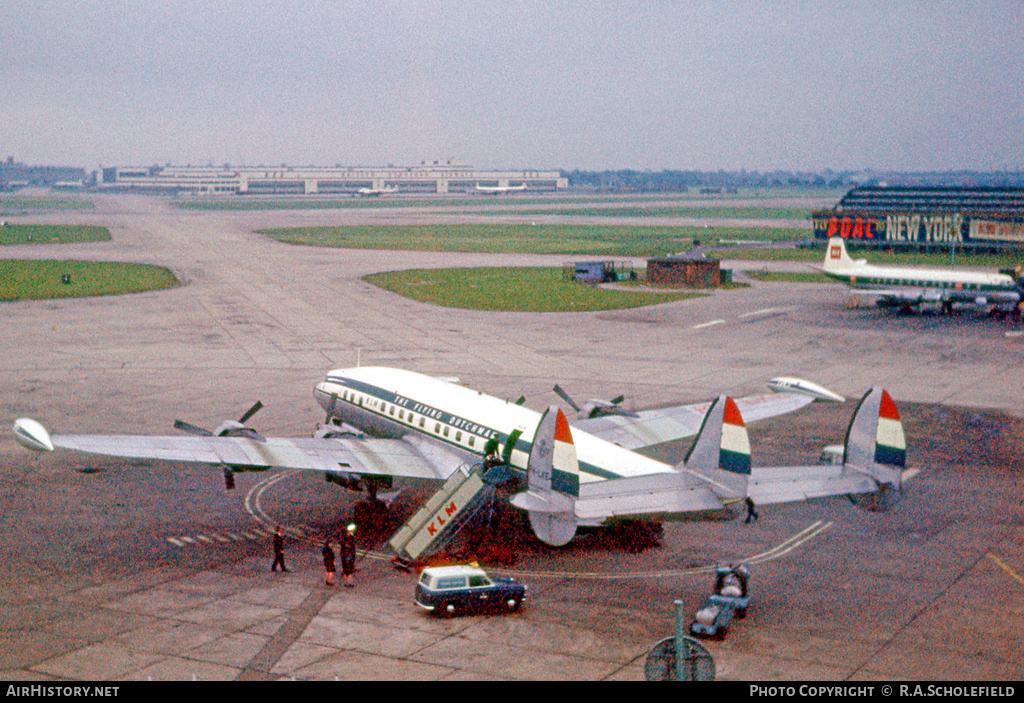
[[341, 523, 357, 587], [322, 540, 336, 586], [271, 526, 289, 572]]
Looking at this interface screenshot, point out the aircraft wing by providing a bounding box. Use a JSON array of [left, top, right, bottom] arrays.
[[575, 471, 726, 521], [574, 463, 884, 523], [18, 425, 466, 482], [571, 392, 813, 450], [748, 465, 877, 505]]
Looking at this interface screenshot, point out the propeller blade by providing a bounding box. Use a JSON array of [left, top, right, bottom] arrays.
[[502, 429, 523, 465], [238, 401, 264, 425], [174, 420, 213, 436], [552, 384, 581, 412]]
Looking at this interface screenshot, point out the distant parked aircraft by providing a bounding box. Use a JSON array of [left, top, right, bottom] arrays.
[[475, 182, 527, 193], [356, 185, 399, 197], [821, 236, 1023, 316]]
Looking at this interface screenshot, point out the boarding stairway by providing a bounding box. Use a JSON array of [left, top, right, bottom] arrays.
[[389, 462, 515, 562]]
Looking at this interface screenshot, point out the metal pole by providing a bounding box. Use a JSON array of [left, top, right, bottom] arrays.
[[675, 599, 685, 681]]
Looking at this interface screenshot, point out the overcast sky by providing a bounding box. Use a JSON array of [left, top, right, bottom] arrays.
[[3, 1, 1022, 172]]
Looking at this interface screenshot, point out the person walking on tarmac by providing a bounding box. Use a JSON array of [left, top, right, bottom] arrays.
[[322, 540, 336, 587], [271, 526, 289, 572], [744, 497, 759, 524], [341, 523, 357, 587]]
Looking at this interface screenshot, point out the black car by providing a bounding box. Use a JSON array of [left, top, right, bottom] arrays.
[[414, 565, 527, 616]]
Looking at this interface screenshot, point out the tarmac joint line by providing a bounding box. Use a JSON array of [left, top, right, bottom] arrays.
[[236, 584, 333, 681]]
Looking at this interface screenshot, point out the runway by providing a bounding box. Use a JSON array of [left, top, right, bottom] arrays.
[[1, 194, 1021, 680]]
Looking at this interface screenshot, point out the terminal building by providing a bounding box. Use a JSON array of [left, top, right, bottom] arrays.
[[811, 186, 1024, 252], [97, 164, 567, 195]]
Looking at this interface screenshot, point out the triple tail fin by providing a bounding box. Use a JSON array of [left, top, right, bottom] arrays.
[[842, 387, 905, 490], [681, 396, 750, 503], [509, 406, 579, 546]]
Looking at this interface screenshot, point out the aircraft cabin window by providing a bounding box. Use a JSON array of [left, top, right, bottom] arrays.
[[419, 417, 425, 428], [456, 431, 462, 442], [443, 427, 449, 437], [469, 436, 475, 447], [435, 423, 441, 433], [398, 409, 404, 420]]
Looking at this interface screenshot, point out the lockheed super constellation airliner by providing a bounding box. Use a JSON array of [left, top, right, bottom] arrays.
[[14, 367, 906, 547]]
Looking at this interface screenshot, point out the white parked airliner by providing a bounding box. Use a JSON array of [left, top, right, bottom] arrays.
[[356, 185, 399, 197], [821, 236, 1023, 315], [475, 182, 527, 193], [13, 367, 905, 546]]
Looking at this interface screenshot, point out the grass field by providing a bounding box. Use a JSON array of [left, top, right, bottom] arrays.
[[262, 223, 807, 257], [0, 196, 95, 211], [174, 186, 844, 211], [744, 270, 834, 283], [364, 267, 704, 312], [0, 260, 180, 301], [476, 205, 813, 219], [0, 224, 112, 246]]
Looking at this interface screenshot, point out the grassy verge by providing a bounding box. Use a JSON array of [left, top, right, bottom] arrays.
[[174, 197, 455, 211], [262, 224, 807, 257], [472, 206, 813, 219], [0, 196, 94, 211], [744, 270, 834, 283], [0, 224, 112, 245], [0, 260, 180, 301], [364, 267, 705, 312], [174, 186, 843, 211]]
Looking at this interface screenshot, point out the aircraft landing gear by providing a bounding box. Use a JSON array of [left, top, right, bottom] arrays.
[[352, 482, 393, 542]]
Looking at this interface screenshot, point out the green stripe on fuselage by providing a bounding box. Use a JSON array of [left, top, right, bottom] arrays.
[[324, 376, 623, 482]]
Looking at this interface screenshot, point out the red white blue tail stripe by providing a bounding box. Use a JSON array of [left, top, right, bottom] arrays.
[[874, 390, 906, 468]]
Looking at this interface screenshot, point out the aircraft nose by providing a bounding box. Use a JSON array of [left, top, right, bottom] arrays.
[[313, 382, 338, 413]]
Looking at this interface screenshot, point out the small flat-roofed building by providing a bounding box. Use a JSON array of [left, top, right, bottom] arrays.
[[646, 257, 721, 287]]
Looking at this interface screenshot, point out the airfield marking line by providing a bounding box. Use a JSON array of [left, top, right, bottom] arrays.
[[739, 307, 781, 318], [745, 520, 832, 563], [692, 319, 725, 329], [987, 552, 1024, 586]]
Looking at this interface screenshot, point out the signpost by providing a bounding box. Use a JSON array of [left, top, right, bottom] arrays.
[[643, 600, 715, 681]]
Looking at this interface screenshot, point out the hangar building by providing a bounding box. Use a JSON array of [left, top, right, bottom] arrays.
[[811, 186, 1024, 252]]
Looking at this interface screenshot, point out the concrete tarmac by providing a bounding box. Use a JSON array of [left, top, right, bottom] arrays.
[[1, 194, 1021, 680]]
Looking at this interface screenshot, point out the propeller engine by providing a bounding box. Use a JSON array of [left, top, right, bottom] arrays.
[[552, 384, 638, 420], [174, 401, 265, 489]]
